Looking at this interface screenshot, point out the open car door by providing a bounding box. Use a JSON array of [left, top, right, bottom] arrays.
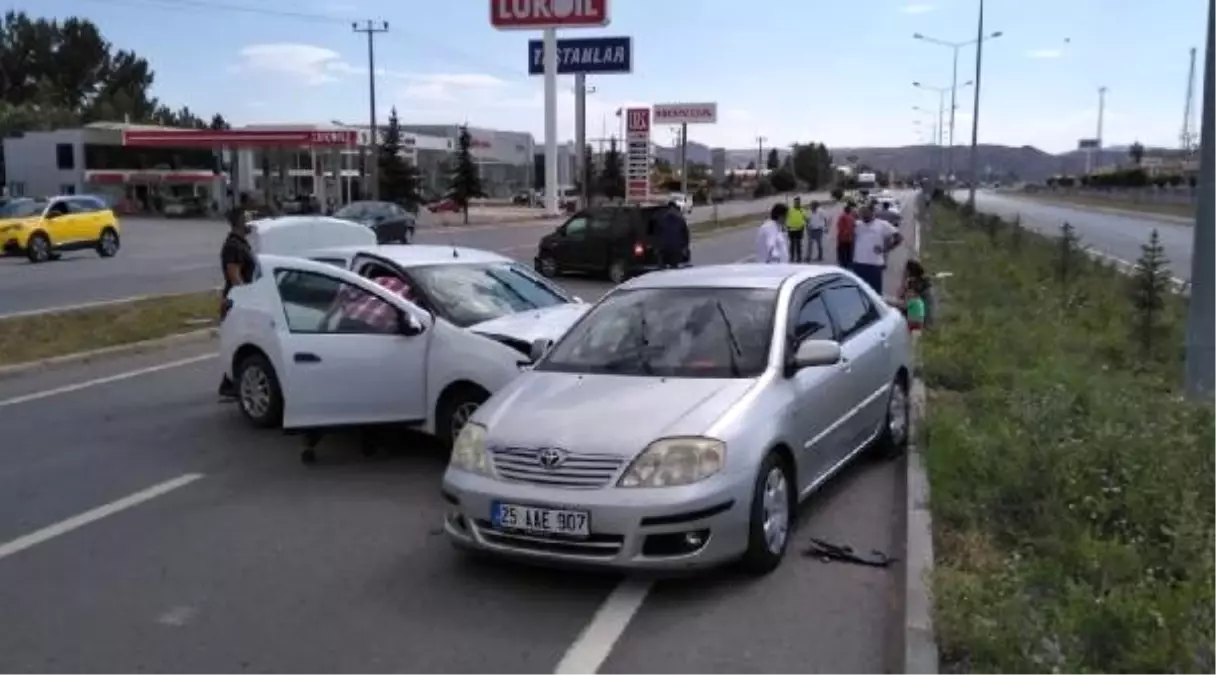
[[257, 254, 433, 430]]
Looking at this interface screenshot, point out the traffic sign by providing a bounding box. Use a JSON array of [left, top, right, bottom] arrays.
[[527, 36, 631, 75], [491, 0, 610, 29]]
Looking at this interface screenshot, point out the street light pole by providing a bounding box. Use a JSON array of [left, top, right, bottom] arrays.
[[353, 20, 389, 201], [1184, 0, 1214, 397], [966, 0, 986, 209]]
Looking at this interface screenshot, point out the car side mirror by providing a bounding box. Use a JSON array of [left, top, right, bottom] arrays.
[[790, 338, 842, 371], [529, 338, 552, 363], [398, 312, 425, 336]]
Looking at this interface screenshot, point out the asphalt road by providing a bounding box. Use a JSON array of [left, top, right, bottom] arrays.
[[0, 212, 910, 674], [962, 190, 1195, 281], [0, 195, 825, 318]]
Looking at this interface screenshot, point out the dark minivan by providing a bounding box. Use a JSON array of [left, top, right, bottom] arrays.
[[534, 205, 690, 284]]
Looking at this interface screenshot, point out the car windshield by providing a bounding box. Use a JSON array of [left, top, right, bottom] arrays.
[[537, 287, 778, 379], [0, 199, 48, 218], [408, 262, 571, 327]]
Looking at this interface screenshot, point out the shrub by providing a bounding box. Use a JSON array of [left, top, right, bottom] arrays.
[[921, 204, 1212, 673], [769, 167, 797, 193]]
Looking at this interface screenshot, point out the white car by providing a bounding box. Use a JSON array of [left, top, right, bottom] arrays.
[[219, 245, 590, 449], [667, 192, 694, 214]]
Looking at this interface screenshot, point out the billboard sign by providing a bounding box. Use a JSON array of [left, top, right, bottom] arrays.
[[624, 107, 651, 201], [527, 36, 631, 75], [491, 0, 609, 29], [1077, 138, 1100, 150], [652, 102, 718, 125]]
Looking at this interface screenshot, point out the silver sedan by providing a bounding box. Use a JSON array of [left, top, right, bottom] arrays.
[[441, 263, 913, 574]]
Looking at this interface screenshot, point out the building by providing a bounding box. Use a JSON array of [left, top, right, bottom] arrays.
[[400, 124, 535, 198]]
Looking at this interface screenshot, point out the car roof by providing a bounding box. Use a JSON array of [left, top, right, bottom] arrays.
[[309, 244, 512, 267], [617, 263, 843, 291]]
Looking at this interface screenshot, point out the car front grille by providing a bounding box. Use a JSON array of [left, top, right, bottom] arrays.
[[488, 446, 625, 489]]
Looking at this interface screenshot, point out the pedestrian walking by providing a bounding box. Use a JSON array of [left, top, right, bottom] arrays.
[[807, 200, 829, 262], [834, 201, 857, 270], [754, 203, 790, 263], [852, 205, 903, 294], [785, 197, 808, 262]]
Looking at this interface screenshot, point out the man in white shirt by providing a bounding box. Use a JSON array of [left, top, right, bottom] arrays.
[[851, 206, 903, 293], [807, 200, 830, 262], [754, 203, 790, 263]]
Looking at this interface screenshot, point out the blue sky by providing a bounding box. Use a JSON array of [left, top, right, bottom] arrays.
[[41, 0, 1211, 152]]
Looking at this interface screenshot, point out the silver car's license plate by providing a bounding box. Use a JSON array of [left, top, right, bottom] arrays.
[[492, 502, 590, 538]]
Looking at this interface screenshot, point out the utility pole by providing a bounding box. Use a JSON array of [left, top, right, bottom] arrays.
[[965, 0, 985, 209], [353, 19, 388, 201], [574, 73, 587, 208], [1181, 47, 1198, 154], [1184, 0, 1214, 397], [1096, 86, 1108, 170], [756, 136, 766, 175], [679, 123, 689, 197]]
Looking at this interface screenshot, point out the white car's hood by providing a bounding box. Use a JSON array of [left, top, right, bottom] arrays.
[[467, 303, 589, 345]]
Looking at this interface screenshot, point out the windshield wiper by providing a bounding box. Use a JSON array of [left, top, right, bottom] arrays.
[[714, 300, 743, 377]]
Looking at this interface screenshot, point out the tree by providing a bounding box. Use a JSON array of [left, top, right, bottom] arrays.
[[1128, 229, 1172, 364], [378, 107, 420, 206], [769, 167, 797, 192], [447, 125, 484, 224], [580, 143, 596, 197], [1129, 141, 1145, 166], [209, 113, 230, 130], [766, 148, 780, 171], [599, 137, 625, 200]]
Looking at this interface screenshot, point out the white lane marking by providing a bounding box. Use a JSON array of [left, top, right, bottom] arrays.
[[0, 353, 217, 410], [0, 473, 204, 562], [554, 578, 653, 674]]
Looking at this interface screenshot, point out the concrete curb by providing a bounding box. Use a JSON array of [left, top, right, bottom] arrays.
[[902, 195, 940, 674], [0, 328, 218, 381]]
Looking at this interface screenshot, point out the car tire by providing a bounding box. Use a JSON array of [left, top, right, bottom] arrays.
[[873, 374, 911, 459], [436, 384, 490, 451], [26, 232, 52, 263], [96, 227, 120, 258], [536, 255, 559, 278], [235, 352, 284, 429], [608, 259, 629, 285], [739, 451, 795, 576]]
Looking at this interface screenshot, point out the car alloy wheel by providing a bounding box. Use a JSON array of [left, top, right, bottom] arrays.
[[239, 364, 273, 421], [537, 256, 558, 278], [887, 382, 909, 447], [98, 229, 119, 257], [449, 401, 479, 442], [27, 235, 50, 262], [761, 466, 791, 555], [608, 260, 628, 284]]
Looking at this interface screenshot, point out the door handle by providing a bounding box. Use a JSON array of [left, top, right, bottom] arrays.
[[294, 352, 321, 363]]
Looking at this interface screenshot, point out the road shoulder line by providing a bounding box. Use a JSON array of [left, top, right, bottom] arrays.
[[554, 578, 653, 674]]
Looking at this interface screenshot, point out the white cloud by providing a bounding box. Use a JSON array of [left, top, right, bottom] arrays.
[[901, 3, 936, 14], [1028, 48, 1064, 59], [234, 43, 353, 86]]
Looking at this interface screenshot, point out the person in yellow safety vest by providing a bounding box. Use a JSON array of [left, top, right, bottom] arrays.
[[786, 196, 809, 262]]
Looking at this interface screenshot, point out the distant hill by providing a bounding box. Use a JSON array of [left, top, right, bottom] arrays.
[[647, 141, 1163, 181]]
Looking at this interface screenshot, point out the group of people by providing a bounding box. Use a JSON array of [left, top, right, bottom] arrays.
[[755, 194, 930, 330]]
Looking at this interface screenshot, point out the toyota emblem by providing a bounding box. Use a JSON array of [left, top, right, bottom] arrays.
[[537, 447, 567, 470]]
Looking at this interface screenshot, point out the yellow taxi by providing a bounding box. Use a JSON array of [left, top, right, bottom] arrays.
[[0, 195, 121, 263]]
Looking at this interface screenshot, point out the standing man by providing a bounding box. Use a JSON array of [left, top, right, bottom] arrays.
[[755, 203, 790, 263], [785, 196, 808, 262], [834, 201, 857, 270], [876, 199, 902, 228], [807, 200, 829, 262], [657, 199, 691, 268], [217, 207, 258, 399], [852, 205, 903, 294]]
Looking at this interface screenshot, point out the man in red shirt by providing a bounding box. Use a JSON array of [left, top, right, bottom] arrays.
[[834, 201, 857, 270]]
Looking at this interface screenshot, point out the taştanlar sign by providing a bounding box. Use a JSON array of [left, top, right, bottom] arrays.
[[527, 36, 632, 75]]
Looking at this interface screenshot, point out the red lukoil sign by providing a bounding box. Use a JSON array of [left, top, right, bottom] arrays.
[[490, 0, 610, 29]]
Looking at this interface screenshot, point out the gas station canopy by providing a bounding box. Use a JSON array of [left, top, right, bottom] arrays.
[[122, 128, 360, 148]]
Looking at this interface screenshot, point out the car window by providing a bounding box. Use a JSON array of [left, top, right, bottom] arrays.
[[66, 198, 98, 214], [407, 262, 570, 328], [792, 293, 835, 342], [334, 203, 366, 220], [823, 284, 879, 340], [274, 269, 400, 335], [588, 212, 612, 234], [0, 199, 47, 218], [563, 216, 588, 238], [46, 201, 70, 217], [538, 287, 778, 379]]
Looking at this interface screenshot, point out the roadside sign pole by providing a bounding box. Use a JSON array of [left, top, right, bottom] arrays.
[[543, 28, 560, 216], [1184, 0, 1214, 397], [679, 122, 688, 199], [575, 72, 587, 209]]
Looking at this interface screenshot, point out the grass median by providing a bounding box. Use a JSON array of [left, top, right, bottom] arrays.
[[919, 201, 1213, 672], [0, 291, 219, 367]]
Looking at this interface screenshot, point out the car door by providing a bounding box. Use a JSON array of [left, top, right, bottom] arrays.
[[68, 197, 103, 241], [553, 213, 590, 270], [583, 210, 615, 272], [785, 283, 852, 488], [821, 282, 888, 460], [260, 255, 433, 430], [42, 200, 78, 244]]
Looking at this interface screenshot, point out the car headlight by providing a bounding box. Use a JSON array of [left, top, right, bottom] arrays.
[[617, 437, 725, 488], [449, 422, 494, 476]]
